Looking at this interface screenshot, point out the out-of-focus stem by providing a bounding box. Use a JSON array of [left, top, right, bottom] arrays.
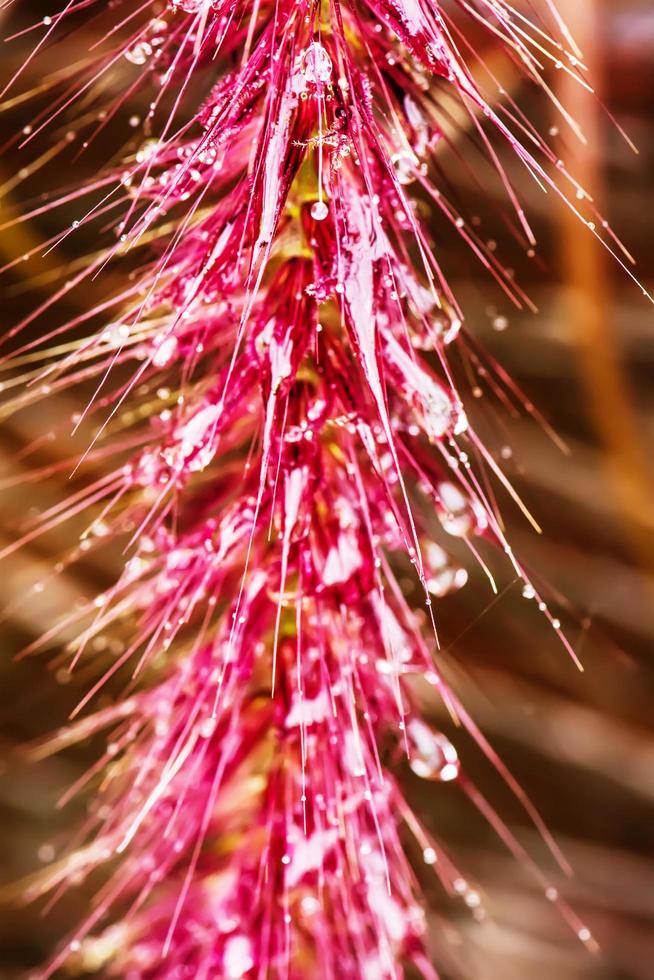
[[555, 0, 654, 574]]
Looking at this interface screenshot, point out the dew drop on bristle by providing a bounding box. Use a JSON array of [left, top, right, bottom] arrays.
[[301, 42, 333, 85], [311, 201, 329, 221], [407, 719, 460, 782], [391, 150, 416, 185], [124, 41, 152, 65]]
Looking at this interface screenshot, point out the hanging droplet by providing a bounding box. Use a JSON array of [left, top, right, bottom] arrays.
[[407, 719, 459, 781], [424, 542, 468, 597], [436, 481, 487, 537], [301, 42, 333, 85], [391, 150, 416, 185], [311, 200, 329, 221], [124, 41, 152, 66]]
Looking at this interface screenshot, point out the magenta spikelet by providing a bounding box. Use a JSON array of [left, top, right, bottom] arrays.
[[3, 1, 643, 976]]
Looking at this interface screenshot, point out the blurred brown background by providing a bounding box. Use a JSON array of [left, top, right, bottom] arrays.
[[0, 1, 652, 978]]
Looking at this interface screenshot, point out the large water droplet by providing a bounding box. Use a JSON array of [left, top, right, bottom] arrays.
[[436, 481, 487, 537], [311, 200, 329, 221], [391, 150, 416, 185], [424, 542, 468, 597], [301, 42, 333, 85], [407, 719, 459, 781]]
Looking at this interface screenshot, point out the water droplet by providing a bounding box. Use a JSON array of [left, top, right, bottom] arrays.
[[152, 333, 178, 367], [391, 150, 415, 185], [424, 542, 468, 597], [301, 42, 333, 84], [104, 322, 131, 347], [407, 719, 460, 781], [125, 41, 152, 66], [311, 200, 329, 221]]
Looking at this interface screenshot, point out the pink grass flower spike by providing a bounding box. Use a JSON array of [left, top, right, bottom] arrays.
[[4, 0, 642, 975]]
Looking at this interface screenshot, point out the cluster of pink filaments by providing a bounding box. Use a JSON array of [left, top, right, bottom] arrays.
[[1, 0, 631, 975]]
